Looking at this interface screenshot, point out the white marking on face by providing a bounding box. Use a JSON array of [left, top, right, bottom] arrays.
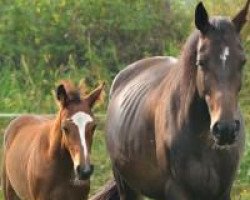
[[210, 110, 221, 132], [71, 112, 93, 168], [72, 153, 80, 171], [220, 46, 230, 69], [196, 38, 203, 67]]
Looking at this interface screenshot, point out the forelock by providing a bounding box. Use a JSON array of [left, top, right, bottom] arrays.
[[209, 17, 235, 34]]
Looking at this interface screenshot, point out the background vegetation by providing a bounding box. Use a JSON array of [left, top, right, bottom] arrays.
[[0, 0, 249, 199]]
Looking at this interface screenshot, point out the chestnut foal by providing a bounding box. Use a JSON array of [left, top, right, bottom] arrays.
[[2, 80, 104, 200]]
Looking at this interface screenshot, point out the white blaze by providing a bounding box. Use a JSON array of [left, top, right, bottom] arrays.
[[220, 46, 230, 69], [71, 112, 93, 167]]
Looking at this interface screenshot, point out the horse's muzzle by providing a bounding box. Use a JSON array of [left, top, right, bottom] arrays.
[[212, 120, 240, 145], [76, 164, 94, 180]]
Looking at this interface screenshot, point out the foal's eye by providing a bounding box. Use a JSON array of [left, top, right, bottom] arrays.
[[62, 126, 70, 135]]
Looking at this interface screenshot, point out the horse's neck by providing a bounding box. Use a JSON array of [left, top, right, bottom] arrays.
[[160, 63, 210, 134], [187, 93, 210, 133], [48, 113, 63, 158]]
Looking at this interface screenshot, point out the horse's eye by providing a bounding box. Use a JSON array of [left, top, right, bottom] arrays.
[[62, 125, 70, 135], [196, 59, 207, 68], [205, 89, 211, 96]]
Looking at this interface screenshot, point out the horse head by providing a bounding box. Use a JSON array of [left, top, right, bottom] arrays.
[[194, 1, 249, 146], [55, 80, 104, 181]]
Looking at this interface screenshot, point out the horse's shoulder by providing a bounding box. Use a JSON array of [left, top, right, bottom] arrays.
[[110, 56, 177, 97], [4, 115, 50, 149]]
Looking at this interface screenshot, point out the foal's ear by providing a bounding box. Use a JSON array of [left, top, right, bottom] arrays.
[[56, 84, 69, 107], [195, 2, 210, 34], [232, 0, 250, 33], [86, 82, 105, 108]]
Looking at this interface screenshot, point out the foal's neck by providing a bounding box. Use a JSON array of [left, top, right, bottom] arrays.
[[48, 111, 64, 158]]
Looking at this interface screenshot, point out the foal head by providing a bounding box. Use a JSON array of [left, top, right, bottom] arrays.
[[56, 81, 104, 181], [194, 1, 249, 146]]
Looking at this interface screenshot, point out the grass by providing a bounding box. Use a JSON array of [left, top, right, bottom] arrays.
[[232, 186, 250, 200]]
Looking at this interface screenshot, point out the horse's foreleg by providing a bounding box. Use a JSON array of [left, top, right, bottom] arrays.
[[112, 166, 143, 200]]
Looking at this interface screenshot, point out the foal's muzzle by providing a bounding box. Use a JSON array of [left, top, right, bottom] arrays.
[[76, 164, 94, 180], [212, 120, 240, 145]]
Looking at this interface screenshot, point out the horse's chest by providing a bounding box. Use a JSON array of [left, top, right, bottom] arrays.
[[181, 159, 220, 194], [171, 147, 237, 197]]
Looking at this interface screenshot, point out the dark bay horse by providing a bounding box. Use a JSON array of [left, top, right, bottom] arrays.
[[105, 1, 249, 200], [2, 80, 104, 200]]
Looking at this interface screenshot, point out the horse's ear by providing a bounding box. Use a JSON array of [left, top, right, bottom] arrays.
[[86, 82, 105, 108], [232, 0, 250, 33], [56, 84, 69, 107], [195, 2, 210, 34]]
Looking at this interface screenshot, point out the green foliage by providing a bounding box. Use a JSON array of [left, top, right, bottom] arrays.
[[0, 0, 188, 113], [0, 0, 186, 80]]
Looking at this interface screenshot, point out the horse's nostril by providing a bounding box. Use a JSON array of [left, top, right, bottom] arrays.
[[76, 164, 94, 180], [212, 121, 238, 145], [213, 122, 221, 136], [76, 165, 81, 174], [83, 164, 94, 176]]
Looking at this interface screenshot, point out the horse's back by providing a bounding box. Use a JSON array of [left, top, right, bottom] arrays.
[[108, 56, 177, 135], [110, 56, 177, 98], [4, 115, 50, 150], [108, 56, 177, 147]]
